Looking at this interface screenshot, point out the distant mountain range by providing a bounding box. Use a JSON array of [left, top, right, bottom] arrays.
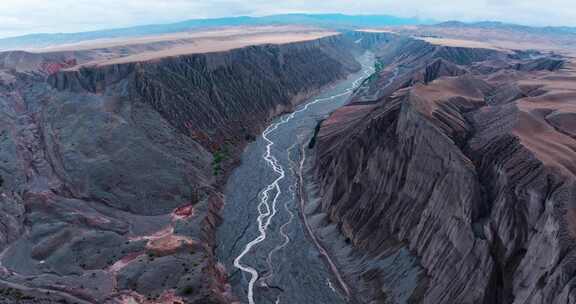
[[0, 14, 425, 50], [2, 14, 575, 52], [434, 20, 576, 35]]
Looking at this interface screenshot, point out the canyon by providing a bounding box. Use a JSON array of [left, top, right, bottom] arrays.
[[0, 17, 575, 304], [0, 27, 388, 303]]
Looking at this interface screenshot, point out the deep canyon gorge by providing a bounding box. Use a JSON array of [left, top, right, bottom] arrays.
[[0, 19, 575, 304]]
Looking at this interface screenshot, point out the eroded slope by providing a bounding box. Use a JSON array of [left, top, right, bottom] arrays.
[[311, 38, 576, 303], [0, 31, 384, 303]]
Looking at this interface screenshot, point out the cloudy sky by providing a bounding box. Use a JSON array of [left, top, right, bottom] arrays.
[[1, 0, 575, 38]]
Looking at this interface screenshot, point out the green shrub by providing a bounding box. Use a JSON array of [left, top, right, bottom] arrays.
[[212, 146, 230, 176], [181, 286, 194, 295]]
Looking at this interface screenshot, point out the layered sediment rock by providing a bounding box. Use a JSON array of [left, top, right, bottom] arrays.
[[0, 32, 379, 303], [312, 38, 576, 303], [48, 35, 364, 153]]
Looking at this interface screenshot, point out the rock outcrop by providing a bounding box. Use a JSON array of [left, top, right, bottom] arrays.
[[0, 32, 383, 303], [48, 35, 364, 154], [311, 37, 576, 303]]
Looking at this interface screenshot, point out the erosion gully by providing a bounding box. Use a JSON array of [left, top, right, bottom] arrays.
[[216, 53, 375, 304]]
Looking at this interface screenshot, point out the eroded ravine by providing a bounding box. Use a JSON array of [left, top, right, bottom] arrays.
[[216, 53, 375, 304]]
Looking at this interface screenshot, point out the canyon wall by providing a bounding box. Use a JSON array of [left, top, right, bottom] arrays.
[[48, 35, 363, 153], [0, 32, 381, 303], [311, 38, 576, 303]]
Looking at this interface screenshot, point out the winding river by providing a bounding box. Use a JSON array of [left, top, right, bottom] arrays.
[[216, 53, 375, 304]]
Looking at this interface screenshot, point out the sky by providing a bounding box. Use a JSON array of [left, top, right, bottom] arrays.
[[1, 0, 576, 38]]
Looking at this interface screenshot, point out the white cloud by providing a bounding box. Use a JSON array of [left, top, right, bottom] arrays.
[[0, 0, 575, 38]]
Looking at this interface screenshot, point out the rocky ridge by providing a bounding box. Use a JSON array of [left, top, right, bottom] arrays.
[[0, 31, 390, 303], [310, 37, 576, 303]]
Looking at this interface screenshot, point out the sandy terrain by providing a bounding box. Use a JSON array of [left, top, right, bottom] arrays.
[[92, 30, 337, 66], [382, 24, 576, 54], [358, 29, 396, 33], [32, 25, 331, 52], [513, 61, 576, 177], [412, 56, 576, 178], [360, 28, 518, 51], [30, 26, 338, 68], [420, 37, 507, 51], [360, 27, 576, 177]]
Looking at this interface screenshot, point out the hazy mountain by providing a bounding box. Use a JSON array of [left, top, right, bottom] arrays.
[[0, 13, 423, 50], [435, 20, 576, 35]]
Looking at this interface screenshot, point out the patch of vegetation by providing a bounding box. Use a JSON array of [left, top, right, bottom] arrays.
[[374, 60, 386, 72], [363, 60, 387, 85], [0, 288, 34, 301], [212, 145, 230, 176], [147, 252, 156, 262], [180, 285, 195, 296], [308, 119, 325, 149], [241, 127, 256, 142]]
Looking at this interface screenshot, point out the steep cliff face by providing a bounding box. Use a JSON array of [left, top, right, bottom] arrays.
[[48, 35, 363, 155], [312, 38, 576, 303], [131, 36, 362, 152], [0, 32, 378, 303], [0, 69, 224, 304]]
